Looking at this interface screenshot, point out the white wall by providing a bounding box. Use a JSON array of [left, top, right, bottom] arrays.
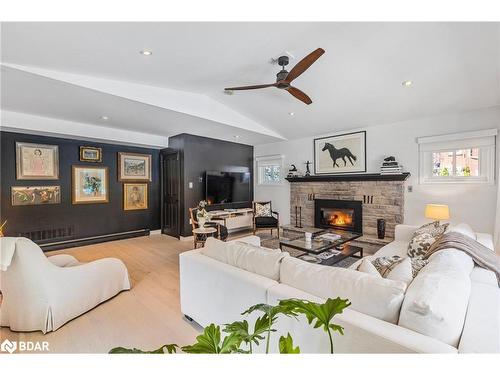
[[255, 106, 500, 234]]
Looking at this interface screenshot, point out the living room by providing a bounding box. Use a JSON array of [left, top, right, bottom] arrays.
[[1, 1, 500, 374]]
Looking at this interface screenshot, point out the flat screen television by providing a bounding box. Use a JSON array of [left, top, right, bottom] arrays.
[[205, 171, 251, 205]]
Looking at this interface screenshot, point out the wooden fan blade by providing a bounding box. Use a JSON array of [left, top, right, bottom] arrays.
[[286, 86, 312, 104], [285, 48, 325, 83], [224, 83, 278, 91]]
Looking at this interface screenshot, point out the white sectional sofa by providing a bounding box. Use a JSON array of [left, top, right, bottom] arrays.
[[179, 225, 500, 353]]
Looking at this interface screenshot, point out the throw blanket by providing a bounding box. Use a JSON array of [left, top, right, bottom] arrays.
[[425, 232, 500, 286]]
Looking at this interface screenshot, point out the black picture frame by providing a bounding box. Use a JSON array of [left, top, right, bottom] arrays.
[[313, 131, 367, 175]]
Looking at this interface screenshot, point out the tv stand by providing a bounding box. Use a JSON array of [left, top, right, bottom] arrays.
[[209, 208, 253, 232]]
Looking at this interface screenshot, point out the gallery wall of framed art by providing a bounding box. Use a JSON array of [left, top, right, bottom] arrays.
[[0, 130, 161, 248]]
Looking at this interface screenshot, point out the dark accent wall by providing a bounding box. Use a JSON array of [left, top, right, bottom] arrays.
[[0, 131, 160, 248], [168, 134, 253, 236]]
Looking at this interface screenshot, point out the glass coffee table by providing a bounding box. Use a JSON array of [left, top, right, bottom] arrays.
[[279, 229, 363, 266]]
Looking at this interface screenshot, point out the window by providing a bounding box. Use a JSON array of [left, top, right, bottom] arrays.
[[255, 155, 284, 185], [418, 129, 496, 184]]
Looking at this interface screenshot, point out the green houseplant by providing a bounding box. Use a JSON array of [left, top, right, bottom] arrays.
[[109, 297, 350, 354]]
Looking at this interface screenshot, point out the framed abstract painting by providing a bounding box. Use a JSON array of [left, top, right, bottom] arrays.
[[314, 131, 366, 174], [16, 142, 59, 180], [118, 152, 152, 181], [72, 165, 109, 204]]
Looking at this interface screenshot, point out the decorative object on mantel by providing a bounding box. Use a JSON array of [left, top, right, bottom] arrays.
[[377, 219, 386, 239], [380, 156, 404, 175], [287, 164, 299, 178], [314, 131, 366, 174], [305, 161, 312, 176], [286, 172, 411, 182], [424, 204, 450, 224]]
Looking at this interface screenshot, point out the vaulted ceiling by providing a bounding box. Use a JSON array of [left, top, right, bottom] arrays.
[[2, 22, 499, 145]]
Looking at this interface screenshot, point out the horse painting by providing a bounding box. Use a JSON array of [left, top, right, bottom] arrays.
[[321, 142, 357, 168]]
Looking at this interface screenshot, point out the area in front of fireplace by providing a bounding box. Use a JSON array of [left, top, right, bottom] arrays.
[[314, 199, 363, 234]]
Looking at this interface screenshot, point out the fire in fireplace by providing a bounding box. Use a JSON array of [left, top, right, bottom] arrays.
[[314, 199, 362, 233]]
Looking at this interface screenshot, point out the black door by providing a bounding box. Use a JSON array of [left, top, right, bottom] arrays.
[[161, 149, 181, 238]]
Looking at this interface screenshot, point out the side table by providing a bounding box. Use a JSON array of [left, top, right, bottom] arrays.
[[192, 227, 217, 249]]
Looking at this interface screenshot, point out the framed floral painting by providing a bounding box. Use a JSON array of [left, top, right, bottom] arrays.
[[123, 183, 148, 210], [118, 152, 152, 181], [72, 166, 109, 204], [16, 142, 59, 180]]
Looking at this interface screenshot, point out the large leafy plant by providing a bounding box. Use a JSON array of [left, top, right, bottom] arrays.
[[109, 297, 350, 354]]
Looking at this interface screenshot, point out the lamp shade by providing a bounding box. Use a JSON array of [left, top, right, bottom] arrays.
[[425, 204, 450, 220]]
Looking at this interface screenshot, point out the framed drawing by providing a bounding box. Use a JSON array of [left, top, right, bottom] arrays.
[[80, 146, 102, 162], [123, 183, 148, 210], [16, 142, 59, 180], [118, 152, 152, 181], [72, 166, 109, 204], [314, 131, 366, 174], [11, 186, 61, 206]]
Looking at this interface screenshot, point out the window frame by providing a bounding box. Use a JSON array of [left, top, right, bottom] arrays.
[[255, 154, 284, 186], [418, 129, 496, 185]]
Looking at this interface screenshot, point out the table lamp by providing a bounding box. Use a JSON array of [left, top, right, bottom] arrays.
[[425, 204, 449, 224]]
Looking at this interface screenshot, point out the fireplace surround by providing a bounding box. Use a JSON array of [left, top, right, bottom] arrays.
[[314, 199, 363, 233]]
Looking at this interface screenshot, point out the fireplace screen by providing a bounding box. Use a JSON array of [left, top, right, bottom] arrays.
[[320, 208, 355, 231]]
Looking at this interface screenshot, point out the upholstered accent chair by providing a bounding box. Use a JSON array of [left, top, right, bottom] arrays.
[[0, 237, 130, 333], [252, 201, 280, 238], [188, 207, 228, 244]]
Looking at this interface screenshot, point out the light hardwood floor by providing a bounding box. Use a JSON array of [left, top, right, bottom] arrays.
[[0, 234, 216, 353]]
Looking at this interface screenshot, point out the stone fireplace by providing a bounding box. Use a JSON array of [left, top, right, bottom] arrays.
[[314, 199, 363, 233], [288, 174, 408, 239]]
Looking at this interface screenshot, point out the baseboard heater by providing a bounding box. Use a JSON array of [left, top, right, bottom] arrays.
[[40, 229, 150, 252]]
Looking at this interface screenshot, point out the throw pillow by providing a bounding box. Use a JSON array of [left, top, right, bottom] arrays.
[[371, 256, 404, 277], [255, 202, 272, 217], [407, 221, 449, 258], [386, 257, 413, 285], [410, 258, 429, 278], [357, 258, 381, 277]]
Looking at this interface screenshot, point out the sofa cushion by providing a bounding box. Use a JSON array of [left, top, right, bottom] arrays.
[[357, 258, 381, 276], [255, 216, 278, 227], [398, 249, 473, 347], [386, 258, 414, 285], [280, 256, 407, 324], [201, 237, 287, 281]]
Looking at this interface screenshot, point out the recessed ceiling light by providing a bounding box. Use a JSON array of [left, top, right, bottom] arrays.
[[140, 50, 152, 56], [100, 116, 109, 121], [234, 135, 240, 139], [402, 80, 413, 87], [289, 112, 295, 116]]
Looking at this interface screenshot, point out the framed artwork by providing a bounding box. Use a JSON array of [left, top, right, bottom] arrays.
[[16, 142, 59, 180], [118, 152, 152, 181], [314, 131, 366, 174], [123, 183, 148, 210], [80, 146, 102, 162], [72, 166, 109, 204], [11, 186, 61, 206]]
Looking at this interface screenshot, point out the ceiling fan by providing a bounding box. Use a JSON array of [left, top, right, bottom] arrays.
[[224, 48, 325, 105]]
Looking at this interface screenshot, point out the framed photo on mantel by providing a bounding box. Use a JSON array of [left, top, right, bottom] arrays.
[[314, 131, 366, 175]]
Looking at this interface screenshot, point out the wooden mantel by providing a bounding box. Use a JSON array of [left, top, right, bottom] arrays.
[[285, 172, 410, 183]]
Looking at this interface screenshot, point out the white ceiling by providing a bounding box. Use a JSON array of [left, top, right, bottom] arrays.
[[1, 22, 500, 144]]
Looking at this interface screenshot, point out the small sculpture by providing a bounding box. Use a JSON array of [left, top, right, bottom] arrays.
[[305, 161, 312, 176], [287, 164, 299, 178], [384, 156, 396, 162]]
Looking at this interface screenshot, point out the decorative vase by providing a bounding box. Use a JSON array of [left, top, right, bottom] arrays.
[[377, 219, 386, 239], [198, 216, 206, 228]]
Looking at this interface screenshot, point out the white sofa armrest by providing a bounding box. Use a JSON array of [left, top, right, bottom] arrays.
[[476, 232, 494, 251], [394, 224, 418, 242]]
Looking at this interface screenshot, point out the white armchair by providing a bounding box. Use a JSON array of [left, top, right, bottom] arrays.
[[0, 237, 130, 333]]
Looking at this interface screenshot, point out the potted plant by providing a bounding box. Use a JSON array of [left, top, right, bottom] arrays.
[[196, 200, 209, 227]]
